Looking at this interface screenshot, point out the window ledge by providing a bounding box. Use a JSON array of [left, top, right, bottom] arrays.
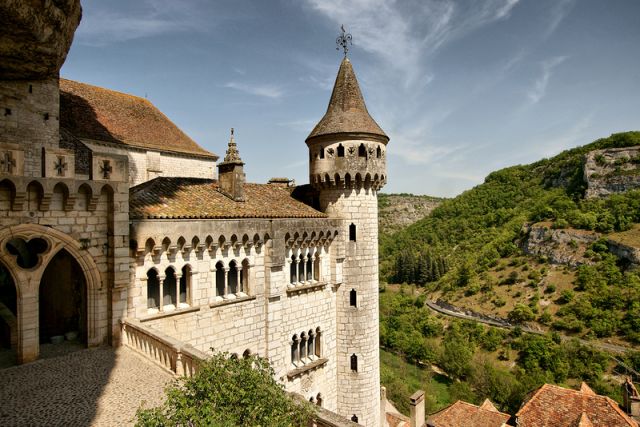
[[286, 281, 327, 295], [286, 358, 328, 380], [141, 305, 200, 322], [210, 295, 256, 308]]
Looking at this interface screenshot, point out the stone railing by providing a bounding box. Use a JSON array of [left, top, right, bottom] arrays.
[[120, 318, 208, 377]]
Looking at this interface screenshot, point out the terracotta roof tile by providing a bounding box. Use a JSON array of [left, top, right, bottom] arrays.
[[129, 178, 326, 219], [427, 400, 510, 427], [516, 383, 638, 427], [59, 78, 217, 159], [306, 58, 388, 143]]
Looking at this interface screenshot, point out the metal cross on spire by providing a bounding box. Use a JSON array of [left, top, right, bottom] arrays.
[[336, 25, 352, 57]]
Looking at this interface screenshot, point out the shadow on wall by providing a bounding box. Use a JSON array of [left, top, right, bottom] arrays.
[[59, 90, 139, 181]]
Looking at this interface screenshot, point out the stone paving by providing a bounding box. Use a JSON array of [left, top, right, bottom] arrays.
[[0, 346, 172, 426]]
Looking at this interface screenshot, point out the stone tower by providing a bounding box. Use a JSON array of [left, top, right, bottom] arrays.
[[306, 57, 388, 426]]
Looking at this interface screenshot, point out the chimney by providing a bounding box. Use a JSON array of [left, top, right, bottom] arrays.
[[410, 390, 425, 427], [380, 386, 388, 427], [217, 128, 245, 202]]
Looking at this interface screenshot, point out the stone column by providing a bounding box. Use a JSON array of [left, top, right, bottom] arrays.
[[223, 267, 229, 297], [158, 274, 165, 311], [235, 264, 241, 295], [175, 272, 182, 306]]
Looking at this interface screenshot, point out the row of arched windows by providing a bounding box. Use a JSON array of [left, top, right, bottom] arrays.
[[214, 259, 250, 298], [289, 251, 321, 285], [147, 265, 191, 311], [291, 327, 322, 366], [309, 393, 323, 407]]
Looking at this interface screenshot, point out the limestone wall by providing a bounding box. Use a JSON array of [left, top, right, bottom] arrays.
[[82, 140, 215, 186], [321, 186, 381, 426]]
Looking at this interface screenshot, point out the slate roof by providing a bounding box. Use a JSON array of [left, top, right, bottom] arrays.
[[306, 58, 388, 143], [427, 399, 510, 427], [129, 177, 327, 219], [59, 79, 217, 159], [516, 383, 638, 427]]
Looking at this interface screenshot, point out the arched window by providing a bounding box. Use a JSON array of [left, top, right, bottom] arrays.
[[309, 396, 316, 404], [349, 223, 356, 242], [316, 393, 323, 407], [291, 334, 299, 365], [306, 253, 313, 281], [241, 259, 250, 294], [180, 265, 191, 306], [351, 353, 358, 372], [164, 267, 177, 307], [228, 260, 238, 294], [298, 253, 305, 283], [350, 288, 357, 307], [307, 329, 314, 359], [243, 349, 251, 358], [314, 252, 320, 281], [319, 148, 324, 159], [315, 327, 322, 357], [358, 143, 366, 157], [290, 254, 297, 284], [147, 269, 160, 309], [300, 332, 307, 360], [215, 261, 225, 297], [337, 144, 345, 157], [377, 146, 382, 158]]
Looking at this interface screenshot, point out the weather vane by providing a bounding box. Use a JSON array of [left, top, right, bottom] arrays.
[[336, 24, 352, 57]]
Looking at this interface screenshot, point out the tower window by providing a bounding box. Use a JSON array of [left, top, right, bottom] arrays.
[[319, 148, 324, 159], [351, 414, 358, 422], [349, 223, 356, 242], [337, 144, 345, 157], [350, 289, 357, 307], [351, 353, 358, 372], [358, 143, 366, 157], [377, 146, 382, 158]]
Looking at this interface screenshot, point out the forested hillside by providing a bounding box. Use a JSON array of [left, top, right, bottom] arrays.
[[381, 131, 640, 344], [378, 131, 640, 416]]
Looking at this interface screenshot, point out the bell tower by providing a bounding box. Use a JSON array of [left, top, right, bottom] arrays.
[[306, 32, 388, 426]]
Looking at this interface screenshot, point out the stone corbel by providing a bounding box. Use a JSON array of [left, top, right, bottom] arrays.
[[87, 194, 100, 211], [64, 194, 77, 211], [40, 191, 52, 211], [12, 191, 26, 211], [181, 244, 192, 255]]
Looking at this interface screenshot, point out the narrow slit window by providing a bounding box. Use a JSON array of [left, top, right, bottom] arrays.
[[349, 223, 356, 242], [350, 289, 357, 307], [358, 143, 366, 157], [337, 144, 345, 157], [350, 353, 358, 372], [319, 148, 325, 159]]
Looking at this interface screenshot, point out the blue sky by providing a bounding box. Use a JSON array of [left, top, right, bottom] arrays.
[[61, 0, 640, 197]]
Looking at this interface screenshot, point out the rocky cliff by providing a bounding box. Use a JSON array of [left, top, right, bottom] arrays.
[[584, 146, 640, 198], [0, 0, 82, 80], [378, 194, 443, 235], [522, 222, 599, 266]]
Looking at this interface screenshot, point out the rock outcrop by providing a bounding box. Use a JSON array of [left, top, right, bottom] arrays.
[[378, 194, 442, 235], [522, 223, 599, 266], [0, 0, 82, 80], [584, 147, 640, 198]]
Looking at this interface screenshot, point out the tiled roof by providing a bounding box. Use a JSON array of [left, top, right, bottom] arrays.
[[306, 58, 388, 143], [516, 383, 638, 427], [59, 79, 217, 159], [129, 178, 327, 219], [427, 400, 510, 427]]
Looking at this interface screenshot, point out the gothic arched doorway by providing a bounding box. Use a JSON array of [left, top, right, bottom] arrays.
[[0, 262, 17, 350], [39, 249, 87, 345]]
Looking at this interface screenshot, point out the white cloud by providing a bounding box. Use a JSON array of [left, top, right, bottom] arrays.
[[544, 0, 576, 38], [527, 56, 568, 105], [224, 82, 285, 99]]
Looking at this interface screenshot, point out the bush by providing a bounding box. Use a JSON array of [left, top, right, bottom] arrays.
[[508, 304, 536, 324], [545, 284, 556, 294], [136, 352, 314, 427]]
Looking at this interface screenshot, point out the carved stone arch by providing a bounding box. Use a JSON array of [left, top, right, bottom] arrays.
[[51, 182, 70, 211], [176, 236, 186, 252], [76, 183, 92, 211], [26, 180, 44, 211], [344, 173, 352, 188], [0, 224, 104, 363], [324, 173, 331, 185], [0, 178, 16, 211], [144, 238, 156, 255], [334, 173, 341, 187]]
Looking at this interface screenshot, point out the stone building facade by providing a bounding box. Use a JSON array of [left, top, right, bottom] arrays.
[[0, 3, 388, 425]]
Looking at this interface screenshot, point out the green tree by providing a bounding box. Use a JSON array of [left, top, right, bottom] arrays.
[[136, 352, 314, 427]]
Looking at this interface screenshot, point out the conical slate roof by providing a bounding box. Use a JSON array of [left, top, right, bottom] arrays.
[[306, 58, 388, 142]]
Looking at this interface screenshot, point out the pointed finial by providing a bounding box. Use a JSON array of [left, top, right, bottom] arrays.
[[223, 127, 242, 163], [336, 25, 352, 57], [231, 127, 234, 137]]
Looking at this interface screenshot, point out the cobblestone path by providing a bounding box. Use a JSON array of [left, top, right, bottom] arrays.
[[0, 346, 172, 426]]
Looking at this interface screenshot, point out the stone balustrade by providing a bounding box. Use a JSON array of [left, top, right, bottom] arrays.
[[120, 318, 208, 377]]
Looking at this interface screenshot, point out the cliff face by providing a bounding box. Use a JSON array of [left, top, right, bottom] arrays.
[[0, 0, 82, 80], [522, 223, 599, 266], [584, 147, 640, 198], [378, 194, 443, 235]]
